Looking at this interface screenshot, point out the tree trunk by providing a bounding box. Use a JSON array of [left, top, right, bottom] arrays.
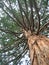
[[23, 30, 49, 65], [28, 35, 49, 65]]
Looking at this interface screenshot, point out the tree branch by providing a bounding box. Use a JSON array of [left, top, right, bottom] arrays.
[[24, 0, 28, 15], [3, 1, 25, 29], [33, 0, 40, 34], [22, 0, 30, 30], [1, 37, 26, 53], [29, 0, 34, 32], [5, 45, 28, 64], [17, 0, 30, 30], [17, 0, 28, 30], [8, 0, 25, 29], [2, 8, 22, 27], [0, 28, 22, 36], [39, 22, 49, 32]]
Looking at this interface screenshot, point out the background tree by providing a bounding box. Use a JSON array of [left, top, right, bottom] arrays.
[[0, 0, 49, 65]]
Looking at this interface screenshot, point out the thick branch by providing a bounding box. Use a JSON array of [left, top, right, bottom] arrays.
[[33, 0, 40, 34], [17, 0, 28, 30], [17, 0, 30, 30], [24, 0, 31, 30], [29, 0, 34, 32], [24, 0, 28, 15], [39, 22, 49, 32]]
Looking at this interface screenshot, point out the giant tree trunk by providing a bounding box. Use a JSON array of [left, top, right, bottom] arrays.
[[23, 30, 49, 65], [28, 35, 49, 65]]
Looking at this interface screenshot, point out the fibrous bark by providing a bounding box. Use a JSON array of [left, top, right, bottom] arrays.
[[23, 30, 49, 65]]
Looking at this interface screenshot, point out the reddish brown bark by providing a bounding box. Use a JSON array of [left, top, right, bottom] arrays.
[[23, 30, 49, 65]]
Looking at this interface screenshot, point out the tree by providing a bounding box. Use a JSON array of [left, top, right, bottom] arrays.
[[0, 0, 49, 65]]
